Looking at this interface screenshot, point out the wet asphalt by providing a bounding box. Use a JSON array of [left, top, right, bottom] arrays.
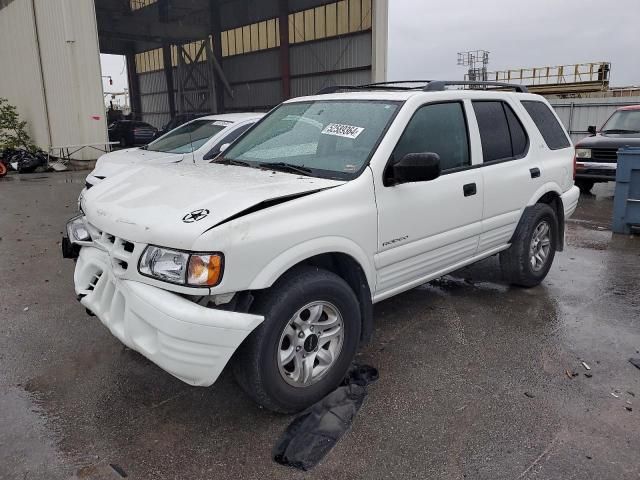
[[1, 173, 639, 480]]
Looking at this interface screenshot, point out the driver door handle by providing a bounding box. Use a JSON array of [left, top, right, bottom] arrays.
[[463, 183, 477, 197]]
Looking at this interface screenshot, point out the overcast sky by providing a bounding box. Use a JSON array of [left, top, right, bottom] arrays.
[[387, 0, 639, 87], [101, 0, 640, 96]]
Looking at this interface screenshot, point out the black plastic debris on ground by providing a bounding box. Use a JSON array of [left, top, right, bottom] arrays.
[[629, 358, 640, 370], [109, 463, 128, 478], [273, 364, 379, 471]]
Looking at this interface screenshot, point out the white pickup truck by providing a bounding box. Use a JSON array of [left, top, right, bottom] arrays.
[[64, 81, 579, 412]]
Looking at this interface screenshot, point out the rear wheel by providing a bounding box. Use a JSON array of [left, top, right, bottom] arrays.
[[500, 203, 558, 287], [232, 266, 361, 413], [575, 179, 594, 194]]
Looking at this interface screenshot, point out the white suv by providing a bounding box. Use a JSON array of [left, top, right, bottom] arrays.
[[64, 81, 579, 413]]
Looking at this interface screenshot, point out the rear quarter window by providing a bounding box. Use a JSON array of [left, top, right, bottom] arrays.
[[521, 101, 571, 150]]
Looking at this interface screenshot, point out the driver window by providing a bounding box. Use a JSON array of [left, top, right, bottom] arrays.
[[392, 102, 470, 171]]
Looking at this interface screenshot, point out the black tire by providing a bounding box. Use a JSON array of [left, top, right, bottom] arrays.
[[500, 203, 558, 288], [232, 266, 361, 413], [119, 137, 127, 148], [575, 179, 594, 194], [0, 162, 7, 177]]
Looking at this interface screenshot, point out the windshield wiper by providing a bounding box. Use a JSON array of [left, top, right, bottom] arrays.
[[259, 162, 313, 176], [212, 157, 251, 167], [602, 129, 640, 134]]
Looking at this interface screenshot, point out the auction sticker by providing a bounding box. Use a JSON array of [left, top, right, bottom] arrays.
[[321, 123, 364, 139], [212, 120, 233, 127]]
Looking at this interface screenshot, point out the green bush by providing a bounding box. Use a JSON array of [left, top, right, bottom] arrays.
[[0, 98, 36, 151]]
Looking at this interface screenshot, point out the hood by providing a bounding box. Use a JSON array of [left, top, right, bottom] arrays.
[[89, 149, 186, 184], [82, 163, 344, 249], [575, 133, 640, 149], [95, 148, 185, 168]]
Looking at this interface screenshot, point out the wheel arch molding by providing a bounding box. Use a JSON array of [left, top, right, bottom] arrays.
[[249, 242, 375, 345]]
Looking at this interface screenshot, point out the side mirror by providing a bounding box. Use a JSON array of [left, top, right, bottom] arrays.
[[203, 143, 231, 161], [588, 125, 597, 135], [203, 149, 219, 161], [389, 152, 441, 185]]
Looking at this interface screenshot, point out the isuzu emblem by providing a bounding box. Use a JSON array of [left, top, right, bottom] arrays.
[[182, 209, 209, 223]]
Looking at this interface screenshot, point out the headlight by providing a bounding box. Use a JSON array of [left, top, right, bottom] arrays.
[[575, 148, 591, 159], [66, 215, 91, 243], [138, 246, 223, 287]]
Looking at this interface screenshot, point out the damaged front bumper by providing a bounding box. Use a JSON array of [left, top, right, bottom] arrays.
[[74, 247, 263, 386]]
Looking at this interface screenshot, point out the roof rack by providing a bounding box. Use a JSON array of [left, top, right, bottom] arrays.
[[423, 80, 528, 93], [316, 80, 528, 95], [316, 83, 426, 94]]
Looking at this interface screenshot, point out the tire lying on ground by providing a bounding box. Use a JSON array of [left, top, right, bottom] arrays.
[[233, 266, 361, 413], [500, 203, 558, 288]]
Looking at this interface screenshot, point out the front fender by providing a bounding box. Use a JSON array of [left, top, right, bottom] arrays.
[[248, 236, 375, 292]]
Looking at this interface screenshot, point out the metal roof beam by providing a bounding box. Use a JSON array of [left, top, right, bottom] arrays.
[[98, 15, 210, 44], [217, 0, 338, 31]]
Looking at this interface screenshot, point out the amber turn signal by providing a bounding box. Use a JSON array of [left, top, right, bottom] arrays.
[[187, 254, 223, 286]]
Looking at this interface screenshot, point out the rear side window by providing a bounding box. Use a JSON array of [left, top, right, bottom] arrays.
[[473, 101, 529, 162], [521, 100, 571, 150], [504, 105, 528, 155], [392, 102, 470, 171]]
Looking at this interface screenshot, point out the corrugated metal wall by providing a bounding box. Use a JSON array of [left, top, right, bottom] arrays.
[[551, 96, 640, 144], [139, 70, 170, 128], [135, 0, 378, 124], [0, 0, 106, 159], [290, 32, 372, 97], [137, 30, 373, 123], [223, 48, 282, 112]]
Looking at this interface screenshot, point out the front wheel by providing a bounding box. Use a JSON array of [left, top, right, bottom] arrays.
[[232, 266, 361, 413], [500, 203, 558, 288]]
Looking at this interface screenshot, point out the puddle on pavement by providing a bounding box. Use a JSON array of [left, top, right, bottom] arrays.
[[566, 223, 611, 250], [1, 172, 82, 184], [0, 387, 67, 478], [426, 275, 509, 294]]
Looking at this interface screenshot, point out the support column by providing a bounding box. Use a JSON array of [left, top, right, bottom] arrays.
[[162, 45, 176, 118], [210, 0, 225, 113], [278, 0, 291, 100], [126, 47, 142, 119], [159, 0, 175, 118], [372, 0, 388, 83]]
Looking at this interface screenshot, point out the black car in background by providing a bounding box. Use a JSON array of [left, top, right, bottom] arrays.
[[574, 105, 640, 193], [108, 120, 158, 148]]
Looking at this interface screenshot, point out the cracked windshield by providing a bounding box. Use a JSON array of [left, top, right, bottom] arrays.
[[222, 101, 399, 179]]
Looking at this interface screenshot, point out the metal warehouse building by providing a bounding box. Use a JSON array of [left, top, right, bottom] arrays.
[[0, 0, 388, 159]]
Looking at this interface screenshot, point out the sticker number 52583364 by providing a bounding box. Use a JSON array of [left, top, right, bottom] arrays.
[[321, 123, 364, 139]]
